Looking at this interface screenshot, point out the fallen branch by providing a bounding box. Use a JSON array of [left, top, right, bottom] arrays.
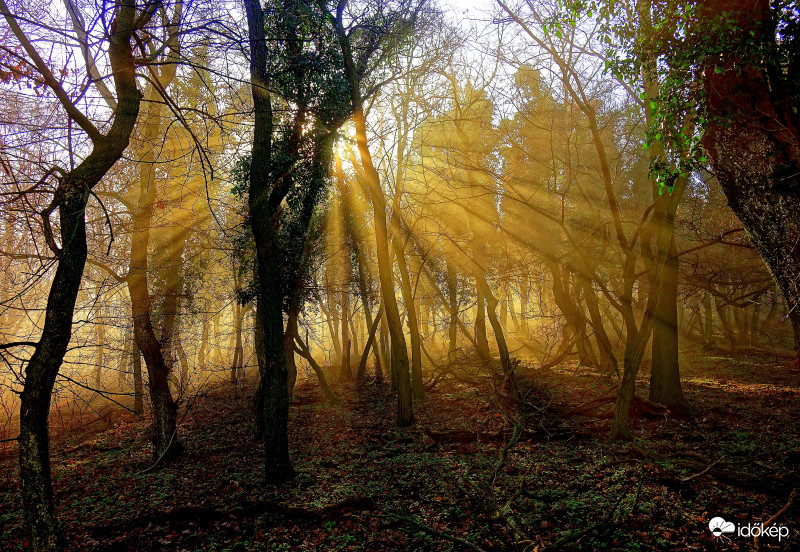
[[631, 444, 792, 496], [565, 394, 668, 419], [680, 459, 721, 482], [378, 512, 487, 552], [754, 488, 796, 552], [91, 496, 376, 534]]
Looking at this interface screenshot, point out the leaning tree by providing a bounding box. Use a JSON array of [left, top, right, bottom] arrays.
[[0, 0, 158, 549]]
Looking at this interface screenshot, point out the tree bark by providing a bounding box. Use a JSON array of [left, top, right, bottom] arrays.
[[446, 261, 458, 362], [700, 0, 800, 361], [244, 0, 295, 483], [394, 240, 424, 399], [649, 235, 692, 417], [12, 2, 141, 548]]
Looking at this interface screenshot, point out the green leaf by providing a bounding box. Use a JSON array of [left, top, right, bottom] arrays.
[[714, 66, 724, 74]]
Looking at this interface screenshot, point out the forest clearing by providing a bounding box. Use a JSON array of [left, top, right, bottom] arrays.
[[1, 0, 799, 550]]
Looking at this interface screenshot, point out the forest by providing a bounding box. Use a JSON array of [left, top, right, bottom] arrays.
[[0, 0, 799, 550]]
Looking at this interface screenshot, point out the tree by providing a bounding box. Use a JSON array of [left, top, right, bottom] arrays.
[[126, 0, 185, 462], [0, 0, 145, 548], [693, 0, 800, 360], [324, 0, 428, 426], [243, 0, 351, 481]]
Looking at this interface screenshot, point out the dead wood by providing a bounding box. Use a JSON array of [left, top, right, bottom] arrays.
[[631, 444, 794, 496], [754, 488, 796, 551], [423, 425, 593, 445], [566, 394, 669, 419], [378, 512, 488, 552], [90, 496, 376, 535]]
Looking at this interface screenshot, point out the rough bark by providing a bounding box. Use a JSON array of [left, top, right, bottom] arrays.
[[649, 235, 692, 417], [11, 1, 141, 549], [700, 0, 800, 360], [244, 0, 295, 483]]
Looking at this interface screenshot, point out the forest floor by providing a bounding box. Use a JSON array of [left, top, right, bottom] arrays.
[[1, 347, 799, 552]]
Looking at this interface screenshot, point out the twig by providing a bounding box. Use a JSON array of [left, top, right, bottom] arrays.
[[680, 459, 721, 482], [754, 488, 796, 552], [542, 470, 637, 552], [378, 512, 487, 552], [132, 426, 179, 476]]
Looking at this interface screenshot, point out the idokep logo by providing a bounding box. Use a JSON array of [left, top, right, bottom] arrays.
[[709, 517, 735, 538], [709, 516, 790, 541]]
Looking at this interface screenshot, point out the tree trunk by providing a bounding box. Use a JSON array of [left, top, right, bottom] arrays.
[[700, 0, 800, 361], [175, 334, 189, 394], [580, 276, 619, 376], [357, 305, 384, 381], [703, 290, 713, 345], [244, 0, 295, 482], [394, 240, 424, 399], [649, 236, 692, 417], [127, 86, 180, 461], [339, 270, 352, 382], [14, 3, 141, 548], [132, 343, 144, 415], [294, 332, 338, 403], [285, 296, 300, 397], [446, 262, 458, 362], [231, 273, 245, 385], [19, 190, 89, 552], [475, 286, 491, 360], [333, 14, 412, 425]]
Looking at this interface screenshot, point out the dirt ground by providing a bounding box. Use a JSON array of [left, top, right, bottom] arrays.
[[1, 347, 799, 551]]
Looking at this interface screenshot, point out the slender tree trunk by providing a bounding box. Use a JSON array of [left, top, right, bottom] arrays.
[[175, 334, 189, 393], [394, 241, 424, 399], [294, 332, 338, 403], [581, 276, 619, 376], [446, 262, 458, 362], [244, 0, 295, 481], [231, 273, 245, 385], [358, 305, 384, 381], [285, 296, 300, 397], [128, 88, 180, 461], [132, 343, 144, 415], [704, 290, 714, 345], [14, 3, 141, 548], [476, 276, 519, 402], [94, 311, 105, 389], [334, 16, 412, 425], [749, 300, 760, 348], [339, 267, 353, 382], [475, 287, 490, 360]]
